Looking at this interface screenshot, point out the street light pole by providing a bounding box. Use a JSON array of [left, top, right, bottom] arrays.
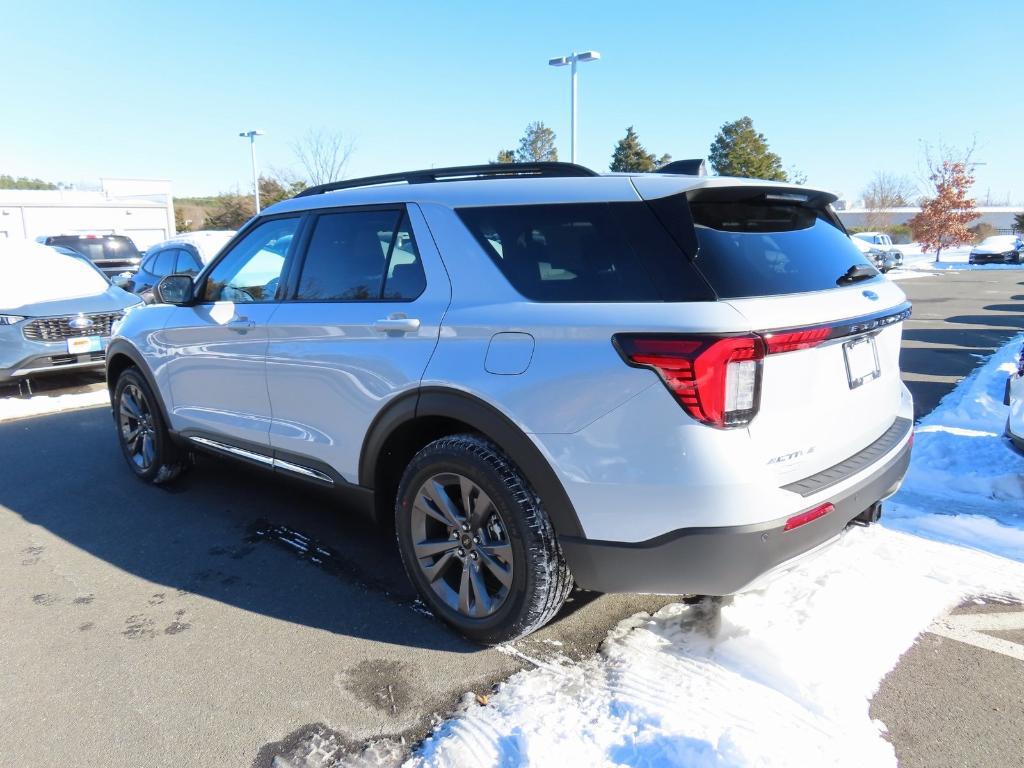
[[239, 130, 265, 213], [549, 51, 600, 164]]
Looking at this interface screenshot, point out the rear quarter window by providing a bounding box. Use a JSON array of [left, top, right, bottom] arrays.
[[456, 202, 712, 302], [683, 198, 880, 298]]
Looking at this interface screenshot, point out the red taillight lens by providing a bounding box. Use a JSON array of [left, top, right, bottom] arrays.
[[616, 335, 765, 428], [761, 327, 831, 354], [784, 502, 835, 532]]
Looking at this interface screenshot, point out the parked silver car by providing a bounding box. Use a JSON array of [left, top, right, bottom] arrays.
[[0, 240, 142, 382]]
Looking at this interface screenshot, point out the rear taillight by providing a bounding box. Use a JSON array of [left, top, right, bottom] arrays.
[[761, 327, 830, 354], [615, 335, 765, 428]]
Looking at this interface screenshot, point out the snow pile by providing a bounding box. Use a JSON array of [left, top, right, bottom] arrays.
[[886, 332, 1024, 559], [404, 334, 1024, 768], [409, 529, 1024, 768], [0, 388, 109, 422]]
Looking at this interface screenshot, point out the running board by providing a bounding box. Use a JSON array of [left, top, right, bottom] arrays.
[[187, 436, 334, 485]]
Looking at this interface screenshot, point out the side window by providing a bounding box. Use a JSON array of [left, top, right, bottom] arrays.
[[202, 218, 300, 303], [295, 209, 400, 301], [153, 248, 176, 276], [175, 248, 203, 276], [382, 213, 426, 300]]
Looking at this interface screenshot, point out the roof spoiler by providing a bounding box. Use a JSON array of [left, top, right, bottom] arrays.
[[656, 159, 707, 176]]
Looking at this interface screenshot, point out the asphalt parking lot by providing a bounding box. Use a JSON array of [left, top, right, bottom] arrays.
[[0, 268, 1021, 767]]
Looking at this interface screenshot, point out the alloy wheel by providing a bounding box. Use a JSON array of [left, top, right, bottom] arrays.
[[118, 383, 156, 471], [410, 472, 514, 619]]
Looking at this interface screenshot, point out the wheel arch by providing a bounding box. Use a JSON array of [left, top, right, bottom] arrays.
[[105, 340, 173, 429], [360, 387, 585, 538]]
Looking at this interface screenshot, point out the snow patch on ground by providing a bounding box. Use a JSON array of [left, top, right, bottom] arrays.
[[0, 388, 110, 422], [404, 334, 1024, 768], [408, 530, 1024, 768], [885, 332, 1024, 558]]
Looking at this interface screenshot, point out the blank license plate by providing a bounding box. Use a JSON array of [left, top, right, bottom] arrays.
[[67, 336, 103, 354], [844, 335, 880, 388]]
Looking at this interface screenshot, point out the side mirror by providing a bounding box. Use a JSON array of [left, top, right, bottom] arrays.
[[112, 274, 132, 290], [155, 274, 195, 305]]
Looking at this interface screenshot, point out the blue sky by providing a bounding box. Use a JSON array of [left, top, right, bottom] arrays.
[[2, 1, 1021, 202]]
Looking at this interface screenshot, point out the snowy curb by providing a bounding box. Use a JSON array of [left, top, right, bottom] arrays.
[[0, 388, 110, 423]]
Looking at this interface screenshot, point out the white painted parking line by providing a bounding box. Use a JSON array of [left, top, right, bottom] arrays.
[[927, 612, 1024, 661]]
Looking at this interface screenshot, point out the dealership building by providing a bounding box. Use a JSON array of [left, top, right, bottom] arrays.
[[0, 178, 175, 251], [837, 206, 1022, 234]]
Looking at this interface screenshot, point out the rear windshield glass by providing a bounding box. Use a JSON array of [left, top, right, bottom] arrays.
[[457, 202, 712, 302], [48, 236, 140, 262], [685, 199, 879, 298]]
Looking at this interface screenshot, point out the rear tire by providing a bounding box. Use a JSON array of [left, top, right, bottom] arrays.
[[112, 367, 187, 484], [395, 434, 573, 644]]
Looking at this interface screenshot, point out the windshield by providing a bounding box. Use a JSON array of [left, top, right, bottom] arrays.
[[0, 242, 110, 309], [47, 236, 140, 262]]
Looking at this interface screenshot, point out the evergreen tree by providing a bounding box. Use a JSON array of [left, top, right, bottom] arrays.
[[0, 174, 58, 190], [708, 117, 787, 181], [1014, 211, 1024, 233], [515, 122, 558, 162], [609, 126, 670, 172]]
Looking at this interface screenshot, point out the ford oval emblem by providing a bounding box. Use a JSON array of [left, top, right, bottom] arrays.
[[68, 315, 94, 330], [862, 290, 879, 301]]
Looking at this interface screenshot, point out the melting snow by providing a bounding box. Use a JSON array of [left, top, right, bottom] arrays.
[[0, 387, 109, 422], [404, 334, 1024, 768]]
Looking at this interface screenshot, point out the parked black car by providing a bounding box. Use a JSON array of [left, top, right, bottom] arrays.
[[38, 234, 142, 278]]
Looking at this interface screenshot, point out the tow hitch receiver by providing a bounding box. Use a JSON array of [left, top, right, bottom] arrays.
[[852, 501, 883, 526]]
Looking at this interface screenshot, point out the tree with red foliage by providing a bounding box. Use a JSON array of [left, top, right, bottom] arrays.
[[908, 160, 979, 263]]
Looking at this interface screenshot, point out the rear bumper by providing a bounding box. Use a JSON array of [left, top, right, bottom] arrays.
[[560, 437, 911, 595]]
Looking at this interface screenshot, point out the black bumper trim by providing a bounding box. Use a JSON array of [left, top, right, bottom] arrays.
[[560, 439, 911, 596], [781, 416, 912, 498]]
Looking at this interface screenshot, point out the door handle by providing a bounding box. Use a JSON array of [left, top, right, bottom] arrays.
[[372, 317, 421, 334], [228, 317, 256, 331]]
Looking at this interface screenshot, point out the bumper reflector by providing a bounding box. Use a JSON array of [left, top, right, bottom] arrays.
[[784, 502, 835, 532]]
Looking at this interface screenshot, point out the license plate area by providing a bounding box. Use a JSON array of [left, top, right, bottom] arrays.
[[67, 336, 104, 354], [843, 335, 880, 389]]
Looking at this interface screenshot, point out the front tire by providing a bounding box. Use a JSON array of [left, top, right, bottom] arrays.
[[395, 434, 573, 644], [112, 368, 186, 484]]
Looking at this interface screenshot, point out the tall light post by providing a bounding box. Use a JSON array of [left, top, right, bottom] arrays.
[[548, 51, 600, 164], [238, 130, 265, 213]]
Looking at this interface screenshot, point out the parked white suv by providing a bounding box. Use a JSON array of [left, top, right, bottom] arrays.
[[106, 163, 914, 643]]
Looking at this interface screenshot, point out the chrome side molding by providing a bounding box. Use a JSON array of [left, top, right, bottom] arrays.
[[187, 436, 334, 485]]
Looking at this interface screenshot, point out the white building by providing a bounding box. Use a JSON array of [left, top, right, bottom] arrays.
[[0, 177, 175, 251]]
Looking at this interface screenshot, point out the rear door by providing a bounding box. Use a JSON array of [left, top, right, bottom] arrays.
[[640, 183, 910, 483], [265, 204, 450, 482]]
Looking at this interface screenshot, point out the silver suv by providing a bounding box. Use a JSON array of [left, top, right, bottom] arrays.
[[107, 162, 914, 643]]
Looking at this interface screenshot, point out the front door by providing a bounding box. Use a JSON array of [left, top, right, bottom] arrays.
[[157, 216, 302, 448], [266, 205, 450, 481]]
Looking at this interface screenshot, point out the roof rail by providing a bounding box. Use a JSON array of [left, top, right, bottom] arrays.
[[293, 162, 598, 198]]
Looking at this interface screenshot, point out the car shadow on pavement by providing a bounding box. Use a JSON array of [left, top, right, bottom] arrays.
[[0, 407, 599, 653]]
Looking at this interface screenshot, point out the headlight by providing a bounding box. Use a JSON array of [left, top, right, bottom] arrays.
[[0, 314, 26, 325]]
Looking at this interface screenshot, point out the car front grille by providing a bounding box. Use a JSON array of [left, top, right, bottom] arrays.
[[22, 312, 122, 342]]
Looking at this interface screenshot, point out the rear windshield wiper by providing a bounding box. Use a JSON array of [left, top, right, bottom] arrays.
[[836, 264, 877, 285]]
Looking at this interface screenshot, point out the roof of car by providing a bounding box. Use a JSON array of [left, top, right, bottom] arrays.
[[264, 171, 835, 216], [150, 230, 236, 262]]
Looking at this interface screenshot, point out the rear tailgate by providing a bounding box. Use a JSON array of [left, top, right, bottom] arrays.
[[725, 282, 909, 483], [635, 176, 911, 483]]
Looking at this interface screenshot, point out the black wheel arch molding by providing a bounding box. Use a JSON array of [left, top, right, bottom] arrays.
[[106, 340, 174, 429], [360, 386, 586, 538]]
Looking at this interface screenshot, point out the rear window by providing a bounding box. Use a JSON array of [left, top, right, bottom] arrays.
[[457, 203, 712, 302], [685, 199, 879, 298], [47, 236, 140, 262]]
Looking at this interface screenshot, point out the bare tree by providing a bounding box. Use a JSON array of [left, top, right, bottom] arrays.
[[291, 128, 355, 185], [861, 172, 917, 230]]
